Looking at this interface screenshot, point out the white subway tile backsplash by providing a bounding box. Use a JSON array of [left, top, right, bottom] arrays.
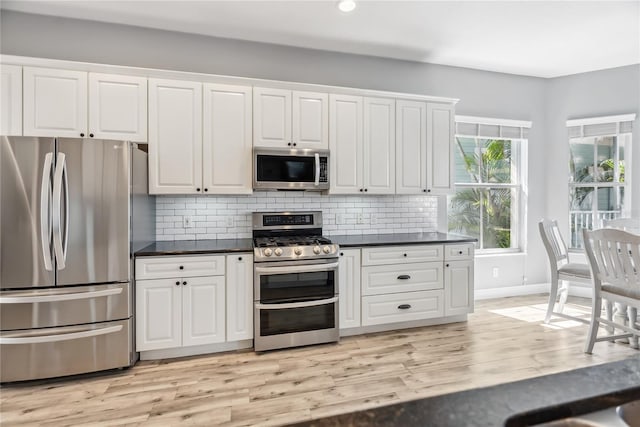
[[155, 192, 438, 241]]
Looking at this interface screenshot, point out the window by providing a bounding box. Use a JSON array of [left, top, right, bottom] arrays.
[[567, 114, 635, 249], [448, 116, 530, 252]]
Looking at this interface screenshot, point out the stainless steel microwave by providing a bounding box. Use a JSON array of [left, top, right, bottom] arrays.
[[253, 148, 329, 191]]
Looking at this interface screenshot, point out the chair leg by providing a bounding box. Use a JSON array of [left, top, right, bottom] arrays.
[[558, 282, 569, 313], [604, 299, 614, 337], [545, 277, 560, 323], [628, 306, 638, 349], [584, 295, 602, 354]]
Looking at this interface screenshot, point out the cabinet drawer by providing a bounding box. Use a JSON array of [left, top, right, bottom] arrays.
[[362, 262, 443, 296], [362, 290, 444, 326], [445, 244, 474, 260], [136, 255, 225, 280], [361, 245, 443, 266]]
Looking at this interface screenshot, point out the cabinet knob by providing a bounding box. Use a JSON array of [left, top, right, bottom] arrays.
[[446, 263, 450, 267], [427, 189, 431, 193], [340, 252, 344, 256], [364, 189, 368, 192], [204, 188, 208, 192], [182, 281, 187, 286], [179, 265, 184, 270], [196, 188, 201, 192], [293, 143, 297, 147], [80, 133, 85, 137], [359, 189, 363, 192], [403, 253, 407, 257], [238, 256, 243, 261], [288, 142, 292, 146], [423, 189, 427, 192], [175, 281, 180, 286], [398, 304, 411, 310], [89, 133, 94, 138], [459, 250, 463, 255]]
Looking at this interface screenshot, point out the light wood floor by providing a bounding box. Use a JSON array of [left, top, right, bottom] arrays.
[[1, 295, 638, 426]]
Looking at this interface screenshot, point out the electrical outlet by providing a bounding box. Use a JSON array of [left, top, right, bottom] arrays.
[[183, 216, 193, 228], [336, 214, 345, 225], [225, 217, 234, 227], [492, 267, 499, 278], [357, 213, 364, 224]]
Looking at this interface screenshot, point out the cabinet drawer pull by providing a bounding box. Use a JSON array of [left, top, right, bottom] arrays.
[[398, 304, 411, 310], [179, 265, 184, 270], [397, 275, 411, 280], [459, 250, 463, 255], [175, 281, 180, 286]]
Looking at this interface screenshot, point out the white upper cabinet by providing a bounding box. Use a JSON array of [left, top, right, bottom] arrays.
[[148, 78, 203, 194], [396, 100, 427, 194], [0, 65, 22, 136], [292, 91, 328, 149], [363, 97, 395, 194], [226, 254, 254, 342], [329, 94, 363, 194], [330, 95, 395, 195], [254, 87, 328, 149], [23, 67, 88, 138], [88, 73, 147, 142], [203, 83, 253, 194], [427, 103, 455, 195], [253, 87, 291, 147]]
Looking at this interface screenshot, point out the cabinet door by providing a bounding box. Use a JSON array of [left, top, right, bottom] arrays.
[[148, 79, 202, 194], [329, 94, 363, 194], [292, 91, 328, 149], [136, 278, 182, 351], [444, 260, 474, 316], [396, 100, 427, 194], [363, 97, 395, 194], [182, 275, 226, 347], [23, 67, 87, 138], [89, 73, 147, 142], [202, 83, 253, 194], [0, 64, 22, 136], [338, 249, 361, 330], [226, 254, 254, 341], [426, 103, 455, 195], [253, 87, 291, 147]]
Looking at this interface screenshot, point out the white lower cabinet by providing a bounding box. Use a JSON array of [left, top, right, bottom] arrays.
[[444, 259, 474, 316], [338, 249, 361, 330], [362, 290, 444, 326], [135, 253, 253, 353]]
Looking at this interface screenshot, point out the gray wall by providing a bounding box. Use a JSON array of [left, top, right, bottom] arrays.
[[2, 10, 637, 287]]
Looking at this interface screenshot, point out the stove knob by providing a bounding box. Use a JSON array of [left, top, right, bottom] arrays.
[[274, 248, 283, 256], [294, 247, 302, 255], [263, 248, 273, 257], [313, 246, 321, 254], [323, 246, 331, 254]]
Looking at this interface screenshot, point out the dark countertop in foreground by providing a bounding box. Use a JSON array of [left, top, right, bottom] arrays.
[[289, 356, 640, 427], [330, 232, 476, 247], [136, 238, 253, 256], [135, 233, 476, 256]]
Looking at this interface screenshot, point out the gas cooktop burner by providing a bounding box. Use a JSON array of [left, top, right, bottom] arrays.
[[252, 211, 339, 262]]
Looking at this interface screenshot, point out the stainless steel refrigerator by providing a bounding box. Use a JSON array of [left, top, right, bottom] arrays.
[[0, 136, 154, 382]]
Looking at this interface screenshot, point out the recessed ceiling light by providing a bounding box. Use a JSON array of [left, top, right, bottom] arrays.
[[337, 0, 357, 13]]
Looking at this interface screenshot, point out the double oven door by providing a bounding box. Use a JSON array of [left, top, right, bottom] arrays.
[[254, 258, 339, 351]]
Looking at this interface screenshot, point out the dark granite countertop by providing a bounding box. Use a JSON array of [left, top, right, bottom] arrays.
[[331, 232, 476, 247], [289, 356, 640, 427], [136, 239, 253, 256]]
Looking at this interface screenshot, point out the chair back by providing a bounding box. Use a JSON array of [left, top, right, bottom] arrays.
[[539, 219, 569, 268], [583, 228, 640, 289]]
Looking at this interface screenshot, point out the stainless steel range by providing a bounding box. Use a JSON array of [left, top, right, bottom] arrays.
[[253, 211, 339, 351]]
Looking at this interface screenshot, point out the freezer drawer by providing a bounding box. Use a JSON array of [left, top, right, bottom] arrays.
[[0, 319, 132, 383], [0, 283, 130, 331]]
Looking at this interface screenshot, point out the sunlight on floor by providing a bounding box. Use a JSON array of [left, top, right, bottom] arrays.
[[489, 303, 592, 330]]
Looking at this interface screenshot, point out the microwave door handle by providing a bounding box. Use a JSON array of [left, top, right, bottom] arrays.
[[314, 153, 320, 186]]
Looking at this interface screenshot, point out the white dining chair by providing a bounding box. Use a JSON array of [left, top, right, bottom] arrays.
[[539, 219, 593, 324], [582, 228, 640, 354]]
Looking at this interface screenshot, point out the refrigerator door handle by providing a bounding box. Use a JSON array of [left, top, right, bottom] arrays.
[[52, 152, 67, 269], [39, 152, 54, 271], [0, 325, 123, 345]]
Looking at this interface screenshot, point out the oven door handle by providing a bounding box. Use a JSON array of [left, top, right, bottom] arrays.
[[256, 296, 338, 310], [255, 261, 339, 275]]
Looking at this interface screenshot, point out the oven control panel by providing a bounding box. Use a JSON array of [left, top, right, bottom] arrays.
[[254, 244, 339, 262]]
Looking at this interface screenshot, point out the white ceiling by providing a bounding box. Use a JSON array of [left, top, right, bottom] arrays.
[[2, 0, 639, 78]]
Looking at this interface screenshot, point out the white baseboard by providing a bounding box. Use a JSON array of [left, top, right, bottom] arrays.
[[474, 283, 548, 300], [139, 339, 253, 361], [475, 283, 593, 300]]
